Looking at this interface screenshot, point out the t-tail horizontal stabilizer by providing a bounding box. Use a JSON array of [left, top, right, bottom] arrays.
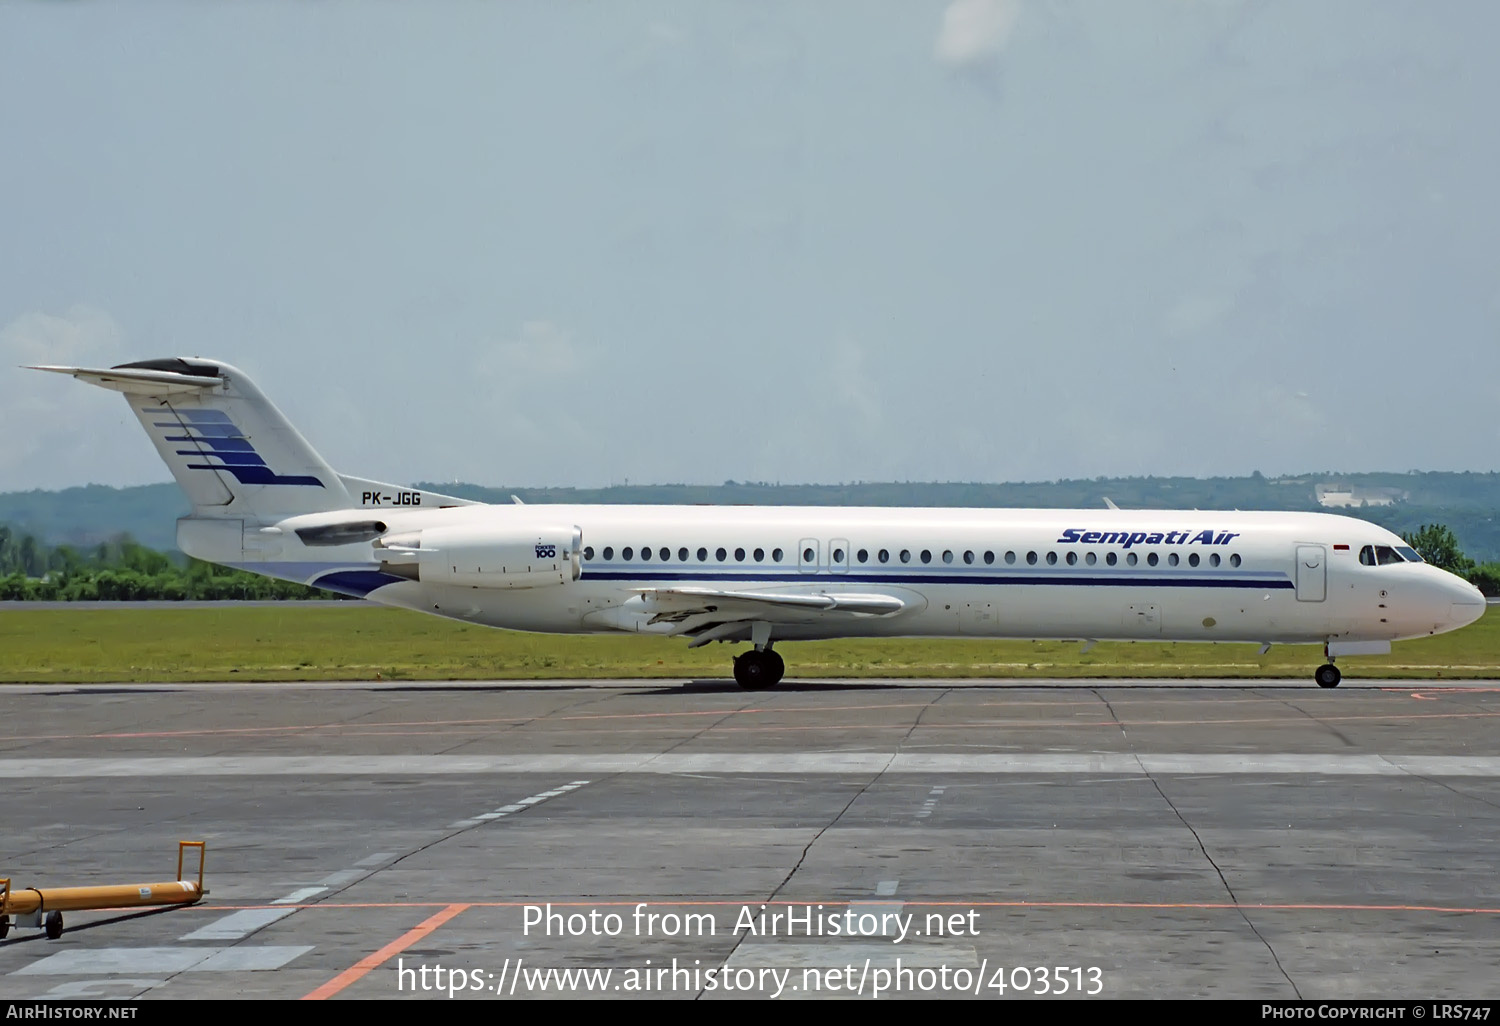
[[30, 357, 471, 518]]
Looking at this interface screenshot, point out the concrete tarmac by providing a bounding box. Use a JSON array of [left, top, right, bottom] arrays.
[[2, 677, 1499, 1000]]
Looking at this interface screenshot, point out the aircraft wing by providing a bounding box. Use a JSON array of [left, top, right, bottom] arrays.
[[637, 586, 908, 617], [624, 585, 914, 647]]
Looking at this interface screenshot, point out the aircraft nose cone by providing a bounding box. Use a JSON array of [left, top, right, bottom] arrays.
[[1448, 580, 1487, 628]]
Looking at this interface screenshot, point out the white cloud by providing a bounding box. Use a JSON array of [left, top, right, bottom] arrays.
[[1, 306, 126, 371], [1164, 292, 1235, 337], [830, 334, 881, 430], [0, 306, 165, 488], [934, 0, 1021, 68], [648, 21, 687, 47], [465, 321, 594, 481], [479, 320, 585, 380]]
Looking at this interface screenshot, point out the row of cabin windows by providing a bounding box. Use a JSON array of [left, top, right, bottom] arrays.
[[586, 545, 784, 563], [581, 545, 1243, 569]]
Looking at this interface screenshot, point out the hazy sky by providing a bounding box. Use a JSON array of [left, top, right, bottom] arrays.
[[3, 0, 1497, 493]]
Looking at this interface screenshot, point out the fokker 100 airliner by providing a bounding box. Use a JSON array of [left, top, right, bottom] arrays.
[[33, 358, 1487, 689]]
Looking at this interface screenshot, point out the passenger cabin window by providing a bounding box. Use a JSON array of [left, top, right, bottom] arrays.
[[773, 548, 784, 562], [716, 547, 727, 561], [678, 547, 689, 561], [697, 547, 708, 561], [754, 547, 765, 561], [857, 549, 869, 563]]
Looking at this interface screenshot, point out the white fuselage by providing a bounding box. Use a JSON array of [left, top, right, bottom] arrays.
[[189, 504, 1486, 650]]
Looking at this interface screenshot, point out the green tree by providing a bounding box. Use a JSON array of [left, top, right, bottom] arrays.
[[1469, 563, 1500, 598], [1402, 523, 1477, 576]]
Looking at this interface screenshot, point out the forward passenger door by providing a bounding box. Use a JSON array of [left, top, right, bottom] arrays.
[[1295, 545, 1327, 602]]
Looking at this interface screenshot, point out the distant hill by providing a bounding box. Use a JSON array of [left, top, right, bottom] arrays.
[[3, 472, 1498, 562]]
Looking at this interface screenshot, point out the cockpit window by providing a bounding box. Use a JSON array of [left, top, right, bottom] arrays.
[[1361, 544, 1421, 566]]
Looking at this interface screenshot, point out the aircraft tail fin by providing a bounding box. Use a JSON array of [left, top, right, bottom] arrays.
[[29, 357, 471, 519]]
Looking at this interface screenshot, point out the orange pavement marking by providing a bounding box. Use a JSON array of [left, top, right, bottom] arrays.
[[302, 902, 469, 1000]]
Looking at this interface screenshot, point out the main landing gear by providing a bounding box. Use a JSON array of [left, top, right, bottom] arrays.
[[1315, 662, 1342, 689], [733, 647, 785, 690]]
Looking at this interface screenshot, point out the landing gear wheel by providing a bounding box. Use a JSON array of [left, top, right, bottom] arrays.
[[44, 911, 63, 940], [733, 650, 785, 690], [1315, 663, 1342, 689], [0, 915, 10, 939]]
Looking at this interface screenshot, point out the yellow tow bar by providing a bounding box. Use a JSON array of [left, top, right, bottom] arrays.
[[1, 841, 207, 940]]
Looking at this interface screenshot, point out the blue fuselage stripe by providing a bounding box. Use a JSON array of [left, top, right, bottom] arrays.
[[579, 570, 1293, 589]]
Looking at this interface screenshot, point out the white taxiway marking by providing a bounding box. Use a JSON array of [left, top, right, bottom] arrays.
[[725, 942, 977, 969], [8, 755, 1500, 776], [272, 887, 326, 905], [179, 908, 296, 941], [15, 946, 312, 975], [443, 780, 591, 832], [318, 869, 362, 887], [846, 901, 906, 938]]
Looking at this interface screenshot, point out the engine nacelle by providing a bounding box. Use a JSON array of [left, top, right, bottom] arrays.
[[378, 524, 582, 589]]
